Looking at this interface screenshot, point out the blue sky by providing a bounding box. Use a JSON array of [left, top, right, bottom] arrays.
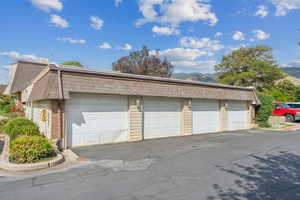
[[1, 0, 300, 84]]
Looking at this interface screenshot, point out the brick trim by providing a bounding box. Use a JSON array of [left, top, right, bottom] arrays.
[[128, 96, 143, 142], [181, 99, 193, 136]]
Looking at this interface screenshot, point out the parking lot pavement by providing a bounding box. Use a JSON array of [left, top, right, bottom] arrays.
[[1, 129, 300, 200]]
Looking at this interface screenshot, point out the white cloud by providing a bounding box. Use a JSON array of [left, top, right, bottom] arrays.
[[99, 42, 112, 49], [57, 37, 86, 44], [251, 30, 270, 41], [0, 51, 47, 62], [50, 15, 69, 29], [155, 48, 216, 70], [152, 26, 180, 35], [280, 58, 300, 68], [115, 0, 123, 7], [120, 43, 133, 51], [30, 0, 63, 12], [233, 31, 245, 41], [269, 0, 300, 16], [152, 37, 224, 70], [0, 66, 9, 84], [215, 32, 222, 38], [255, 5, 269, 18], [174, 60, 216, 69], [136, 0, 218, 28], [228, 44, 247, 51], [90, 16, 104, 30], [281, 59, 300, 68], [157, 48, 207, 60], [0, 65, 9, 71], [180, 37, 224, 55]]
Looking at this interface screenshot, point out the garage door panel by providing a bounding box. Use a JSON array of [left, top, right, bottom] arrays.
[[144, 97, 181, 139], [193, 100, 220, 134], [67, 94, 128, 147], [228, 101, 248, 131]]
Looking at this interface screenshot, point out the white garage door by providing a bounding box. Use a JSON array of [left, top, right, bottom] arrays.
[[144, 97, 181, 139], [66, 93, 129, 147], [193, 100, 220, 134], [228, 101, 249, 131]]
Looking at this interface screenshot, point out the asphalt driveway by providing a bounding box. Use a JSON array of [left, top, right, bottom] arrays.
[[1, 129, 300, 200]]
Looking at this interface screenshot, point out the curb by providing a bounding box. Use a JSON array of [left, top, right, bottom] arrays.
[[258, 125, 300, 131], [0, 135, 65, 172], [284, 125, 300, 131]]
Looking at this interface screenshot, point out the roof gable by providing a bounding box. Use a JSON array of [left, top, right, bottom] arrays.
[[10, 61, 47, 93]]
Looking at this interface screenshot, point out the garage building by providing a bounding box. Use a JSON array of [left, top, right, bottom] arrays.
[[7, 61, 260, 148]]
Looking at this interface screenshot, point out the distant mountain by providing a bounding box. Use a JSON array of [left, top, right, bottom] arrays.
[[283, 67, 300, 79], [173, 73, 216, 83], [172, 67, 300, 85]]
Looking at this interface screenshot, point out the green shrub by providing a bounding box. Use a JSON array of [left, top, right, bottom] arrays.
[[3, 117, 40, 139], [0, 118, 9, 132], [0, 118, 9, 126], [256, 93, 274, 127], [9, 136, 56, 164], [0, 95, 15, 116]]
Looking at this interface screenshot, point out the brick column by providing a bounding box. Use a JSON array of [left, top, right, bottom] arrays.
[[181, 99, 193, 136], [128, 96, 143, 142], [51, 100, 65, 147], [248, 102, 256, 128], [219, 100, 228, 131]]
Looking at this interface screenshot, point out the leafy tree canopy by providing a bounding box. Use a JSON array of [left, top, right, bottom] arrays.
[[263, 80, 300, 102], [215, 46, 285, 91], [61, 61, 85, 67], [112, 46, 174, 78]]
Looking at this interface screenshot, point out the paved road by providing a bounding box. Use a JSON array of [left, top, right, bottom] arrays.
[[1, 129, 300, 200]]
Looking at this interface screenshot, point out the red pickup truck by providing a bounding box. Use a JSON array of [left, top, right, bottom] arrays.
[[273, 102, 300, 122]]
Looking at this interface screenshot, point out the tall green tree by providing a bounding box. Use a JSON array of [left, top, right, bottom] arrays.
[[61, 61, 85, 67], [264, 80, 300, 102], [215, 46, 285, 91], [112, 46, 174, 78]]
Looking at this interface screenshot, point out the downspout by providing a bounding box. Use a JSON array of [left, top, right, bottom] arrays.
[[141, 97, 145, 141], [57, 67, 65, 149]]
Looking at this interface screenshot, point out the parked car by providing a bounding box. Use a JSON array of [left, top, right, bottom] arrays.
[[286, 102, 300, 109], [272, 102, 300, 122]]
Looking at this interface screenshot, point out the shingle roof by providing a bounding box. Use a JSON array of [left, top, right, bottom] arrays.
[[26, 62, 259, 104], [50, 65, 254, 91], [10, 61, 48, 93], [28, 71, 59, 101]]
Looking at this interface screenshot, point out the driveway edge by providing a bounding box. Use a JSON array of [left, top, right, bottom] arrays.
[[0, 135, 65, 172]]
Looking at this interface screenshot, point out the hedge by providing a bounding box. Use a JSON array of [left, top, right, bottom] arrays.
[[2, 117, 40, 139], [0, 118, 9, 132], [9, 136, 56, 164], [0, 95, 15, 116], [256, 93, 274, 127]]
